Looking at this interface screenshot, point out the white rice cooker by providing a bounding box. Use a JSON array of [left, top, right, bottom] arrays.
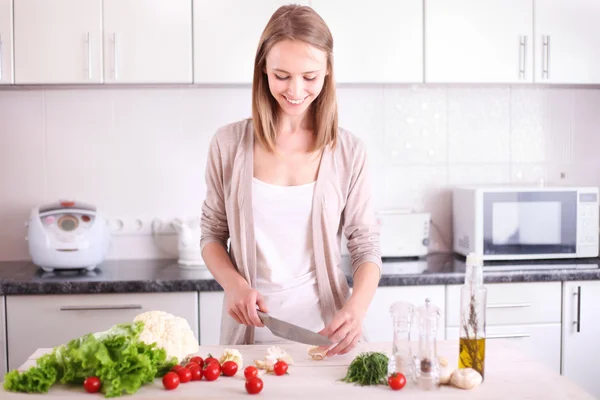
[[26, 200, 111, 272]]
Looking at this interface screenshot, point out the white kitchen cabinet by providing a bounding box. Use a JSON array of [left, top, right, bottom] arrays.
[[562, 281, 600, 399], [199, 291, 224, 345], [534, 0, 600, 84], [445, 282, 563, 375], [0, 296, 7, 379], [446, 324, 562, 374], [445, 282, 562, 326], [0, 0, 13, 84], [310, 0, 422, 83], [192, 0, 309, 84], [13, 0, 103, 84], [103, 0, 192, 84], [6, 292, 198, 371], [425, 0, 534, 83], [363, 286, 446, 343]]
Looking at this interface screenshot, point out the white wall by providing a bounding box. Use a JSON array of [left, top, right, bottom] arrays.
[[1, 85, 600, 261]]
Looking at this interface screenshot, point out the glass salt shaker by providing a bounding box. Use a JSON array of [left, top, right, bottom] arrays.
[[415, 298, 441, 390], [388, 301, 415, 381]]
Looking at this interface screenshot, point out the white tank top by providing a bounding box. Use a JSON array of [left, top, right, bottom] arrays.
[[251, 177, 325, 344]]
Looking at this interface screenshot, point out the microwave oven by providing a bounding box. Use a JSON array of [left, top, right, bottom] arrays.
[[452, 185, 599, 260]]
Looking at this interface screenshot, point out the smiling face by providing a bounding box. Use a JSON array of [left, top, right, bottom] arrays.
[[264, 39, 328, 120]]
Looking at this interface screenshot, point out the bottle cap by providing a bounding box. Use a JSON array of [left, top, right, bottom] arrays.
[[466, 252, 483, 266], [465, 252, 483, 285]]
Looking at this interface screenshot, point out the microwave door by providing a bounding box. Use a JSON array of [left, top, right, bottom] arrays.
[[482, 191, 578, 256]]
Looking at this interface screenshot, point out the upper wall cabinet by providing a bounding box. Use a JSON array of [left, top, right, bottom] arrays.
[[425, 0, 534, 84], [311, 0, 423, 83], [103, 0, 192, 84], [192, 0, 309, 84], [535, 0, 600, 84], [14, 0, 103, 84], [0, 0, 13, 84]]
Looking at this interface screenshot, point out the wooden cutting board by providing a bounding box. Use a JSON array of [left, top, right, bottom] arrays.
[[1, 340, 594, 399]]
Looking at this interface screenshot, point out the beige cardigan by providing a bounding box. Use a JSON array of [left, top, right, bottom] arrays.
[[200, 118, 382, 345]]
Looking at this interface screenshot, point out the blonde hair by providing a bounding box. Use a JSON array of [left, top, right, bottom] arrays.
[[252, 4, 338, 153]]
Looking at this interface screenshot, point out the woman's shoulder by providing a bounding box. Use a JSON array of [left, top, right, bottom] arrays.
[[335, 126, 368, 159], [210, 118, 253, 151]]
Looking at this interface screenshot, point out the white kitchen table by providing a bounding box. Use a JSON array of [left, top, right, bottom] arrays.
[[1, 340, 594, 399]]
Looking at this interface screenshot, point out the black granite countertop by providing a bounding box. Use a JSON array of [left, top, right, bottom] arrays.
[[0, 253, 599, 295]]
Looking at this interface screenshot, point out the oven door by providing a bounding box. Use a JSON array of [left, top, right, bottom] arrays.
[[483, 190, 577, 257]]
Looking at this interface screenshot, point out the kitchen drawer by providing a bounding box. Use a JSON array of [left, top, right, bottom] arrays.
[[446, 282, 561, 326], [6, 292, 198, 371], [446, 323, 562, 374]]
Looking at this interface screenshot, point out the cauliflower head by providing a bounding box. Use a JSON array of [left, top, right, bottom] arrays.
[[133, 310, 199, 363], [219, 349, 243, 370]]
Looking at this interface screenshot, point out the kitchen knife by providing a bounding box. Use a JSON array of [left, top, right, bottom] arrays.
[[256, 310, 333, 347]]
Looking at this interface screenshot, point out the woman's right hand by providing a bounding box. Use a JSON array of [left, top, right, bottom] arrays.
[[225, 283, 269, 327]]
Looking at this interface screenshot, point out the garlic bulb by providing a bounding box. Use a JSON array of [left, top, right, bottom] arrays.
[[450, 368, 483, 390]]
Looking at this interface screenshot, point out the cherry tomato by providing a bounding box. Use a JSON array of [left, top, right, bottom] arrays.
[[204, 356, 219, 367], [388, 373, 407, 390], [175, 367, 192, 383], [221, 360, 238, 377], [244, 366, 258, 380], [190, 356, 204, 366], [245, 377, 264, 395], [83, 376, 101, 393], [171, 364, 184, 372], [203, 362, 221, 381], [189, 364, 203, 381], [185, 362, 199, 370], [273, 360, 288, 376], [162, 371, 180, 390]]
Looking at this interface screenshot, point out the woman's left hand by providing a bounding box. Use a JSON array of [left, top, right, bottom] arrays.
[[318, 303, 366, 356]]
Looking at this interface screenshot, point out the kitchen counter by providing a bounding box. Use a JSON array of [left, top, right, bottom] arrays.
[[2, 340, 594, 399], [0, 253, 599, 295]]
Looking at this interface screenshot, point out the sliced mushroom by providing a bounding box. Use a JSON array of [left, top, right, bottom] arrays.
[[450, 368, 483, 390], [307, 346, 328, 360]]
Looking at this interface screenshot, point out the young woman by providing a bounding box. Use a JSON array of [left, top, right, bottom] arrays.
[[200, 4, 381, 357]]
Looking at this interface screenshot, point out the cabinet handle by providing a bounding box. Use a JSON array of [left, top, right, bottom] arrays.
[[113, 33, 118, 81], [542, 35, 551, 79], [519, 35, 527, 80], [0, 33, 3, 82], [86, 32, 92, 80], [487, 333, 530, 339], [60, 305, 143, 311], [487, 303, 531, 309], [573, 286, 581, 333]]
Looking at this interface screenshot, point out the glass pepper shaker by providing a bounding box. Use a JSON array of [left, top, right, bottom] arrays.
[[388, 301, 415, 381], [415, 298, 441, 390]]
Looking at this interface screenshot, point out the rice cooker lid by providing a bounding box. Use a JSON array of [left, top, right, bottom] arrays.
[[39, 200, 97, 216]]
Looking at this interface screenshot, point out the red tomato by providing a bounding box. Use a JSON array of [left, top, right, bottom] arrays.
[[273, 361, 288, 376], [221, 361, 238, 377], [176, 367, 192, 383], [189, 364, 203, 381], [171, 365, 184, 372], [185, 362, 199, 370], [83, 376, 101, 393], [244, 366, 258, 380], [190, 356, 204, 366], [203, 362, 221, 381], [245, 377, 264, 395], [388, 373, 407, 390], [204, 356, 219, 367], [162, 372, 180, 390]]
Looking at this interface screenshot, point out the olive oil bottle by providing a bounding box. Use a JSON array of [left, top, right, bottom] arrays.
[[458, 253, 487, 380]]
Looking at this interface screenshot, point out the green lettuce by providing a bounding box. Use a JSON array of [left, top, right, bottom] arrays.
[[3, 321, 176, 397]]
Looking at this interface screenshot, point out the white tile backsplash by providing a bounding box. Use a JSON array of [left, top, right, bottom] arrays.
[[1, 85, 600, 261]]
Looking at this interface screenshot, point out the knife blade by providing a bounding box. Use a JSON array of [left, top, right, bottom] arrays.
[[257, 310, 333, 347]]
